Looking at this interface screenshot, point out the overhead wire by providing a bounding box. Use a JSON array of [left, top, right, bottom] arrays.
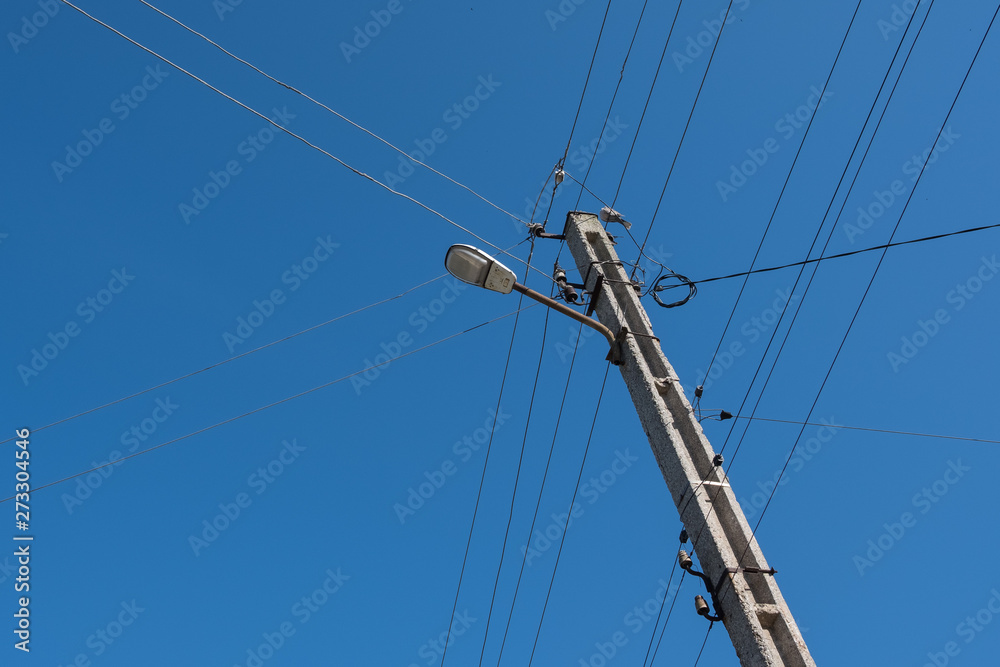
[[630, 0, 737, 279], [727, 0, 997, 608], [734, 416, 1000, 446], [136, 0, 532, 229], [572, 0, 652, 209], [693, 0, 861, 389], [0, 307, 534, 505], [611, 0, 686, 211], [440, 242, 538, 666], [647, 570, 688, 666], [687, 0, 926, 574], [0, 274, 452, 446], [640, 559, 680, 667], [479, 303, 551, 667], [57, 0, 548, 283], [528, 363, 612, 665]]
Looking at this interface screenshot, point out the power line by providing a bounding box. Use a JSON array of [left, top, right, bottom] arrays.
[[478, 303, 550, 667], [440, 244, 537, 666], [688, 222, 1000, 285], [733, 0, 997, 603], [612, 0, 686, 210], [58, 0, 545, 282], [0, 274, 452, 446], [631, 0, 737, 277], [689, 0, 929, 567], [641, 560, 680, 667], [647, 570, 688, 666], [495, 318, 583, 664], [0, 307, 532, 505], [529, 363, 612, 665], [572, 0, 651, 209], [136, 0, 531, 229], [690, 621, 714, 667], [732, 416, 1000, 446], [695, 0, 862, 389]]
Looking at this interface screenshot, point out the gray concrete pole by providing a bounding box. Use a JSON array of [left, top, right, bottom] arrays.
[[563, 211, 815, 667]]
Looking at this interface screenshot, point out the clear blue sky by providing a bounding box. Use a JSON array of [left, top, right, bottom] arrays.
[[3, 0, 999, 665]]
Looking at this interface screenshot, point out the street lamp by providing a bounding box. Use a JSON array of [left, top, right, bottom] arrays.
[[444, 244, 622, 364]]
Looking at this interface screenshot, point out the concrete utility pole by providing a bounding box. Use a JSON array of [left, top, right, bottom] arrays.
[[562, 211, 815, 667]]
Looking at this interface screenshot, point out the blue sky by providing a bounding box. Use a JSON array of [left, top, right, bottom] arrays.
[[3, 0, 1000, 665]]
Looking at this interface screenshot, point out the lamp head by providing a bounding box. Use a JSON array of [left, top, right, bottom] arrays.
[[445, 244, 516, 294]]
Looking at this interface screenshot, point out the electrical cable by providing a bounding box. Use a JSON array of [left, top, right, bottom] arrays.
[[648, 570, 688, 665], [494, 316, 583, 665], [640, 560, 679, 667], [572, 0, 651, 209], [440, 245, 537, 666], [1, 275, 452, 446], [611, 0, 685, 210], [136, 0, 532, 229], [57, 0, 547, 282], [528, 363, 612, 665], [630, 0, 737, 279], [686, 0, 929, 571], [728, 0, 997, 609], [733, 416, 1000, 445], [692, 0, 862, 387], [476, 241, 548, 666], [0, 307, 533, 505], [690, 621, 714, 667], [689, 222, 1000, 285]]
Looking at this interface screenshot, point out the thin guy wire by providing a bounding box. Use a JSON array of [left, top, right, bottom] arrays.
[[691, 622, 714, 667], [57, 0, 548, 283], [736, 416, 1000, 445], [137, 0, 531, 229], [0, 308, 531, 504], [1, 275, 447, 445], [648, 570, 688, 665]]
